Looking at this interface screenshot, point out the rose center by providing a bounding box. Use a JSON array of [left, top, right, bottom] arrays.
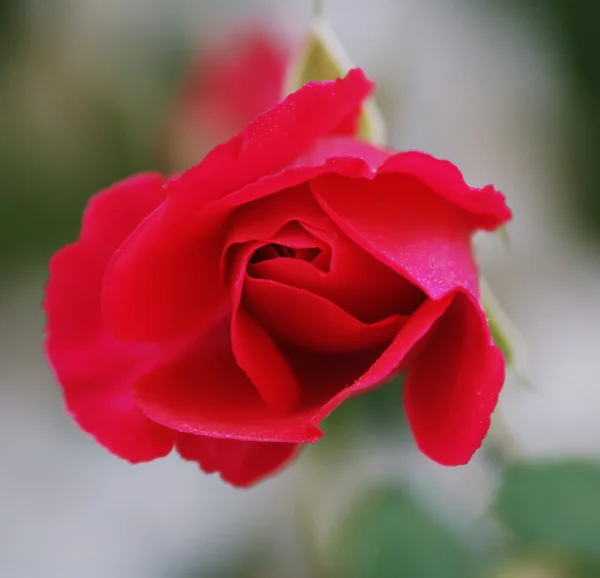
[[249, 243, 325, 268]]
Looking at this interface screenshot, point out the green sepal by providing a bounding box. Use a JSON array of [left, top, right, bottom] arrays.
[[284, 12, 386, 145]]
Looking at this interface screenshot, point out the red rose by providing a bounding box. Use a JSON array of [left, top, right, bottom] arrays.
[[162, 24, 291, 171], [44, 69, 511, 487]]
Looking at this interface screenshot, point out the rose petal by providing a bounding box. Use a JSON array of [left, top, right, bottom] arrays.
[[244, 275, 405, 354], [249, 232, 425, 322], [78, 173, 167, 254], [231, 307, 301, 413], [303, 294, 455, 424], [403, 291, 505, 465], [44, 174, 176, 462], [105, 200, 231, 342], [313, 173, 479, 300], [187, 137, 382, 213], [223, 185, 332, 272], [379, 151, 511, 231], [133, 317, 322, 443], [177, 434, 298, 487], [173, 69, 374, 205], [228, 221, 322, 412]]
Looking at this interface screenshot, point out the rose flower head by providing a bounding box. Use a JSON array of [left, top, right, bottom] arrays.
[[44, 21, 512, 487]]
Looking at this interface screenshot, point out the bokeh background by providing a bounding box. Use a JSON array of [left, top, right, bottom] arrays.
[[2, 1, 600, 577]]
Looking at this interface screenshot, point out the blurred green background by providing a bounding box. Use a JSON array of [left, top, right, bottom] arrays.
[[1, 1, 599, 577]]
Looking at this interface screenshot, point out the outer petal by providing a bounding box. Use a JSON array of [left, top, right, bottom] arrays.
[[403, 291, 505, 465], [44, 174, 176, 462], [177, 435, 298, 487], [78, 173, 167, 254], [103, 201, 230, 342], [379, 152, 511, 231], [313, 172, 480, 300]]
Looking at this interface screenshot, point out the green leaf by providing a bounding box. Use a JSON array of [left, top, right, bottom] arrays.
[[490, 556, 582, 578], [285, 13, 386, 145], [481, 278, 532, 388], [496, 461, 600, 560], [329, 486, 480, 578]]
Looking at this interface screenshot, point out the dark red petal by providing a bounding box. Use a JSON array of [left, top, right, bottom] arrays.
[[231, 307, 301, 413], [244, 275, 405, 354], [403, 291, 505, 465], [228, 222, 323, 413], [177, 434, 298, 487], [133, 317, 322, 444], [44, 174, 176, 462], [172, 69, 374, 205], [379, 152, 511, 231], [313, 173, 479, 301], [286, 346, 385, 418]]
